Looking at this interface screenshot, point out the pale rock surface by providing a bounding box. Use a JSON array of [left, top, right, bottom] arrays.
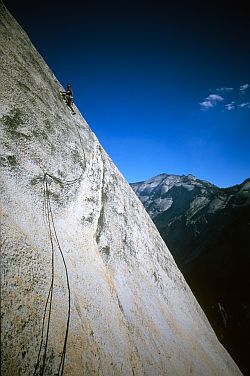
[[0, 2, 242, 375]]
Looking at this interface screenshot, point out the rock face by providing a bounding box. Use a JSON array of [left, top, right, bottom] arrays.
[[0, 3, 242, 376], [131, 173, 250, 374]]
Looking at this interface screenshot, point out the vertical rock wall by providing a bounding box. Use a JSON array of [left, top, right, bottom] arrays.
[[0, 2, 242, 375]]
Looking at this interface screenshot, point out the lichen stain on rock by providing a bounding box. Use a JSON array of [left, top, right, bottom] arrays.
[[2, 108, 25, 137]]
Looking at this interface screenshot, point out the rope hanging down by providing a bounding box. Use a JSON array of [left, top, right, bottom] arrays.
[[33, 174, 70, 376], [33, 122, 86, 376]]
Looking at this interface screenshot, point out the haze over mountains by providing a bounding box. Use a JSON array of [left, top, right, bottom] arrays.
[[132, 173, 250, 374]]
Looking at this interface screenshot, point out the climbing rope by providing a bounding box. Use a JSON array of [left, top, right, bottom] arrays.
[[33, 120, 86, 376], [33, 175, 56, 376], [47, 186, 71, 376]]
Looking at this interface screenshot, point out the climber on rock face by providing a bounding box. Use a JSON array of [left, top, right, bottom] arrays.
[[60, 84, 76, 114]]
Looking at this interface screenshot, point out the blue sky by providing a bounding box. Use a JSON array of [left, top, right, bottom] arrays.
[[4, 0, 250, 187]]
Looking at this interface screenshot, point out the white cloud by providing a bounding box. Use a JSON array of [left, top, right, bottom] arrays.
[[200, 84, 250, 111], [200, 100, 213, 109], [240, 83, 250, 93], [216, 87, 234, 93], [239, 102, 250, 108], [199, 94, 224, 110], [225, 102, 235, 111], [209, 94, 224, 102]]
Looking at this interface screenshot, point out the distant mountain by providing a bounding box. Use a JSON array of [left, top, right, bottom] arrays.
[[131, 174, 250, 375]]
